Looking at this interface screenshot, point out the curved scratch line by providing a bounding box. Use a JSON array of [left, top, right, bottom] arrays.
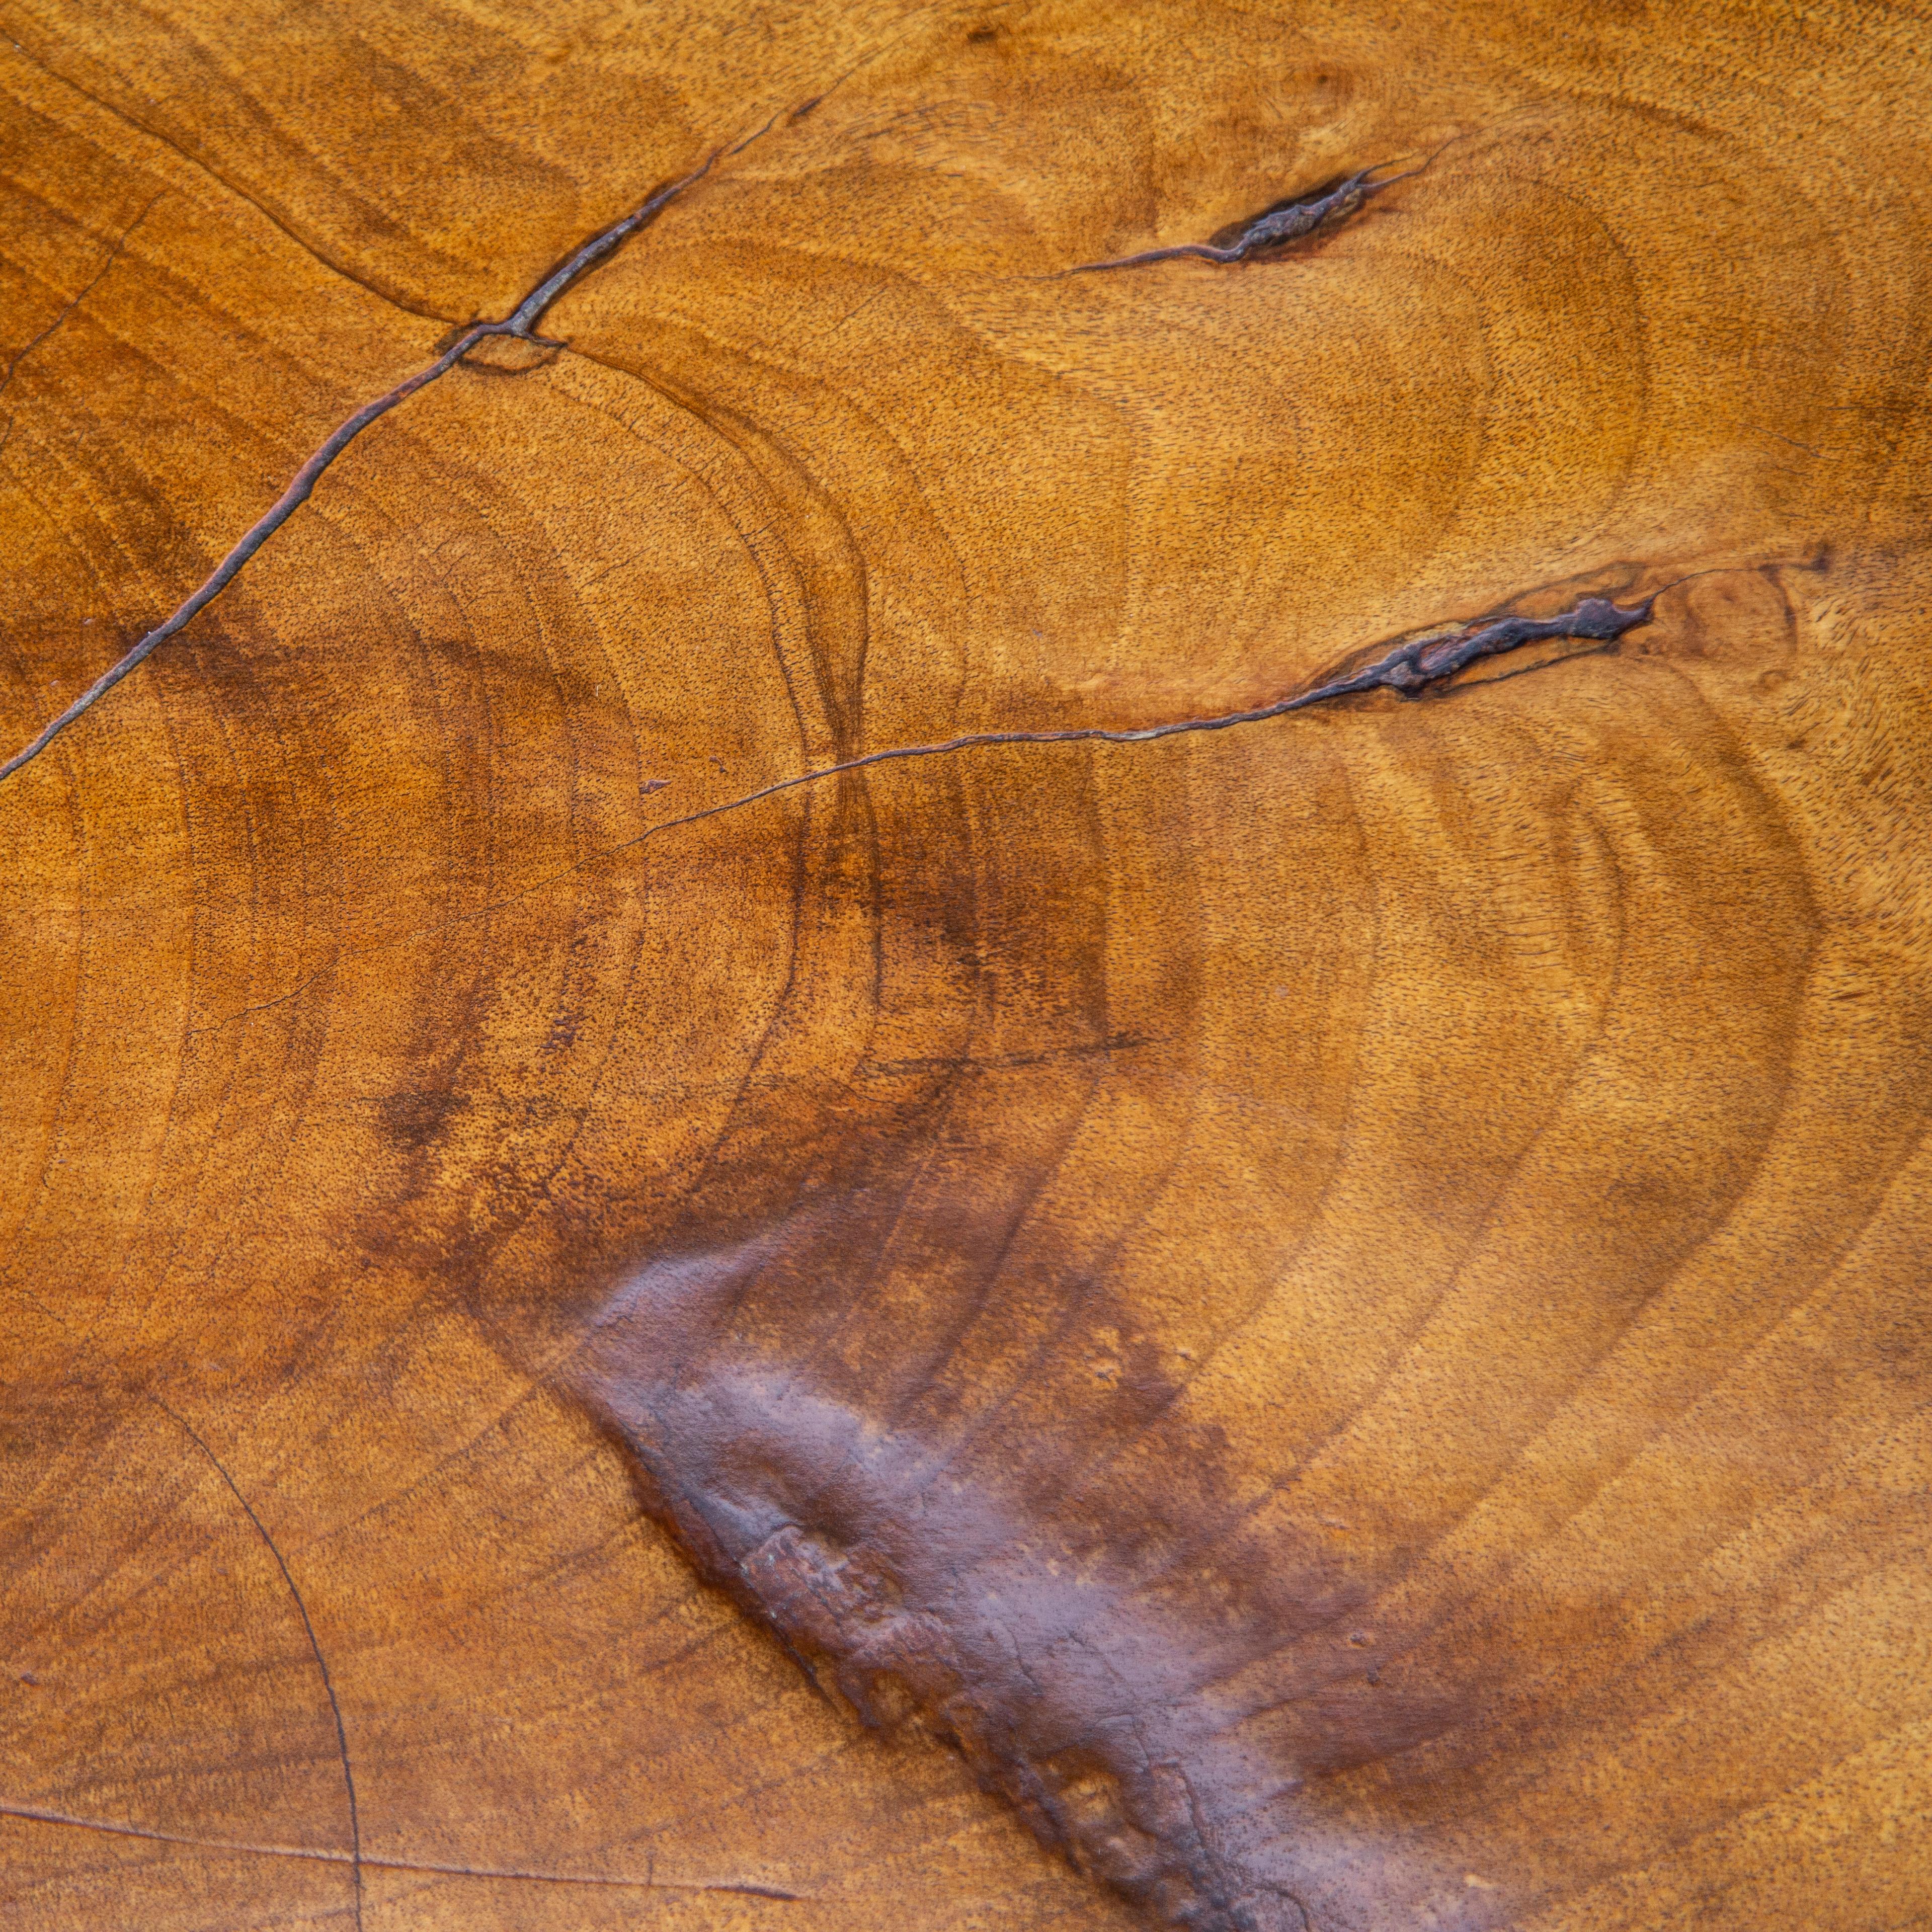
[[6, 1298, 805, 1909], [0, 1801, 803, 1899], [145, 1395, 365, 1930]]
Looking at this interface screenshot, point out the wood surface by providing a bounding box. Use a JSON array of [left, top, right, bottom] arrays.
[[3, 2, 1929, 1927]]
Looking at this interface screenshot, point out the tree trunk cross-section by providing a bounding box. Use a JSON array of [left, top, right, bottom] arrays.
[[2, 4, 1928, 1930]]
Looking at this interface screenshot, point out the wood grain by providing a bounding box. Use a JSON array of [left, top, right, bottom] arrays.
[[3, 2, 1929, 1928]]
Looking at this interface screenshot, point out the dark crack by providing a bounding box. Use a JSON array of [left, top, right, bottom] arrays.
[[1057, 117, 1533, 277], [0, 151, 728, 785], [605, 592, 1657, 853], [174, 580, 1677, 1043], [2, 98, 1558, 790], [171, 575, 1676, 1044], [1064, 158, 1423, 275]]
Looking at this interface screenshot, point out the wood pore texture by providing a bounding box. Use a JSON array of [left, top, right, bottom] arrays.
[[3, 2, 1929, 1928]]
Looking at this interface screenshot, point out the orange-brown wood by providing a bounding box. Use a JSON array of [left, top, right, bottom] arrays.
[[3, 3, 1928, 1927]]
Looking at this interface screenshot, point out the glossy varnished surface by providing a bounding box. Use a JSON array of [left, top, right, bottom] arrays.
[[3, 3, 1929, 1927]]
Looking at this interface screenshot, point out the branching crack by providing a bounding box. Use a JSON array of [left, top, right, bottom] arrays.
[[0, 148, 731, 785], [1, 99, 1573, 793]]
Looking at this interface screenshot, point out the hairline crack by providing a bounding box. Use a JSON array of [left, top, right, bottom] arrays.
[[0, 1799, 805, 1899], [7, 1286, 808, 1908], [0, 192, 165, 416]]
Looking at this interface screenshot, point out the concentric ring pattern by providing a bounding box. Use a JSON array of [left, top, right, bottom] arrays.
[[3, 3, 1929, 1928]]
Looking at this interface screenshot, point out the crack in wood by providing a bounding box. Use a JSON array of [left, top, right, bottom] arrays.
[[0, 190, 164, 461], [0, 152, 727, 785], [600, 592, 1658, 849], [165, 578, 1674, 1044], [145, 1395, 368, 1930], [1059, 120, 1511, 277], [3, 33, 457, 326], [1065, 158, 1423, 274], [2, 95, 1607, 796]]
